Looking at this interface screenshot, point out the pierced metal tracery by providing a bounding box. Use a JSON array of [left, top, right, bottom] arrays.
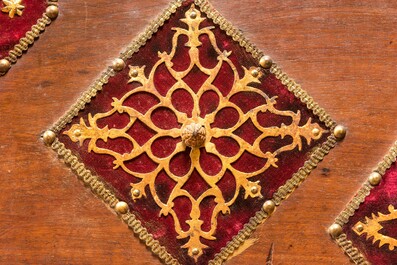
[[64, 5, 325, 260]]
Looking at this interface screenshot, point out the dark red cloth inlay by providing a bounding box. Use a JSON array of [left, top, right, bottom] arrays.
[[57, 1, 329, 264], [0, 0, 47, 59], [344, 162, 397, 265]]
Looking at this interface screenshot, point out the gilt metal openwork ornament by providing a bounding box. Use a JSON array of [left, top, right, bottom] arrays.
[[46, 1, 340, 264], [1, 0, 24, 18], [353, 205, 397, 251], [64, 6, 326, 259]]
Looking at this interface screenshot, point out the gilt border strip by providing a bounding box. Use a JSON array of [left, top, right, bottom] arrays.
[[0, 0, 58, 76], [331, 141, 397, 265], [46, 0, 342, 264]]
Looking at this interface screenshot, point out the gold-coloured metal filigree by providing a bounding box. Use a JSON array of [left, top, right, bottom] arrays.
[[353, 204, 397, 251], [1, 0, 24, 18], [64, 5, 326, 260]]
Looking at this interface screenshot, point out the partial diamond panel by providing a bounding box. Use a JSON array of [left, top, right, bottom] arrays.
[[331, 142, 397, 265], [0, 0, 58, 75]]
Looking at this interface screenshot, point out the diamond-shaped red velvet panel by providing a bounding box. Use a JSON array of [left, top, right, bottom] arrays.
[[0, 0, 47, 59], [57, 1, 329, 264], [343, 162, 397, 265]]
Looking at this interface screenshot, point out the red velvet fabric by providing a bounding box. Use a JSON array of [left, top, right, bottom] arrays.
[[344, 162, 397, 265], [0, 0, 47, 59], [58, 1, 329, 264]]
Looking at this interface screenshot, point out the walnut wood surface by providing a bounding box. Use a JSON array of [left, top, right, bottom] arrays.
[[1, 0, 397, 264]]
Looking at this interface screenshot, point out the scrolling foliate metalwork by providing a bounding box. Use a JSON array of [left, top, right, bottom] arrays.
[[353, 205, 397, 251], [64, 5, 326, 259]]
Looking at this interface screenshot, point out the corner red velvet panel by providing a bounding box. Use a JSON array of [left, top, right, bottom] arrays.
[[0, 0, 47, 59], [52, 1, 335, 264], [343, 161, 397, 265]]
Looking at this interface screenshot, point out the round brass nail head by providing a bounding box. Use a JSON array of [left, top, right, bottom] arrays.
[[115, 201, 129, 214], [0, 59, 11, 73], [112, 58, 125, 72], [259, 55, 273, 69], [263, 200, 276, 215], [251, 69, 259, 77], [190, 11, 197, 19], [73, 129, 81, 137], [312, 128, 320, 137], [192, 248, 199, 255], [328, 223, 342, 238], [356, 224, 364, 233], [333, 125, 347, 140], [368, 172, 382, 186], [132, 189, 141, 197], [43, 130, 56, 146], [46, 5, 59, 19], [251, 186, 258, 194], [130, 69, 138, 77]]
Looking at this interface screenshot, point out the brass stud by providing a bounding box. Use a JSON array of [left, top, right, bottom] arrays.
[[192, 248, 199, 255], [251, 68, 259, 78], [312, 128, 320, 137], [355, 224, 364, 233], [42, 130, 56, 146], [130, 69, 139, 77], [368, 172, 382, 186], [328, 223, 343, 238], [259, 55, 273, 69], [263, 200, 276, 215], [0, 59, 11, 73], [112, 58, 125, 72], [251, 186, 258, 194], [190, 11, 197, 19], [73, 129, 81, 137], [333, 125, 347, 140], [115, 201, 129, 214], [46, 5, 59, 19], [132, 189, 141, 197]]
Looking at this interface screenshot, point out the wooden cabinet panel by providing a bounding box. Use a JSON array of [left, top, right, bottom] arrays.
[[1, 0, 397, 264]]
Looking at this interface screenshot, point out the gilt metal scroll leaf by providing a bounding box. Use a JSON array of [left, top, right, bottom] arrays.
[[353, 205, 397, 251]]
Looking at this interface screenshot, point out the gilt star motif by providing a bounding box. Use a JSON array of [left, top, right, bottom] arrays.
[[1, 0, 24, 18]]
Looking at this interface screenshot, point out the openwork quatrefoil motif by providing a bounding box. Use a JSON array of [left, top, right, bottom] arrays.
[[47, 1, 339, 264]]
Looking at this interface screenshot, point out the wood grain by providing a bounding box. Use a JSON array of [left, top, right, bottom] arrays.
[[1, 0, 397, 264]]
